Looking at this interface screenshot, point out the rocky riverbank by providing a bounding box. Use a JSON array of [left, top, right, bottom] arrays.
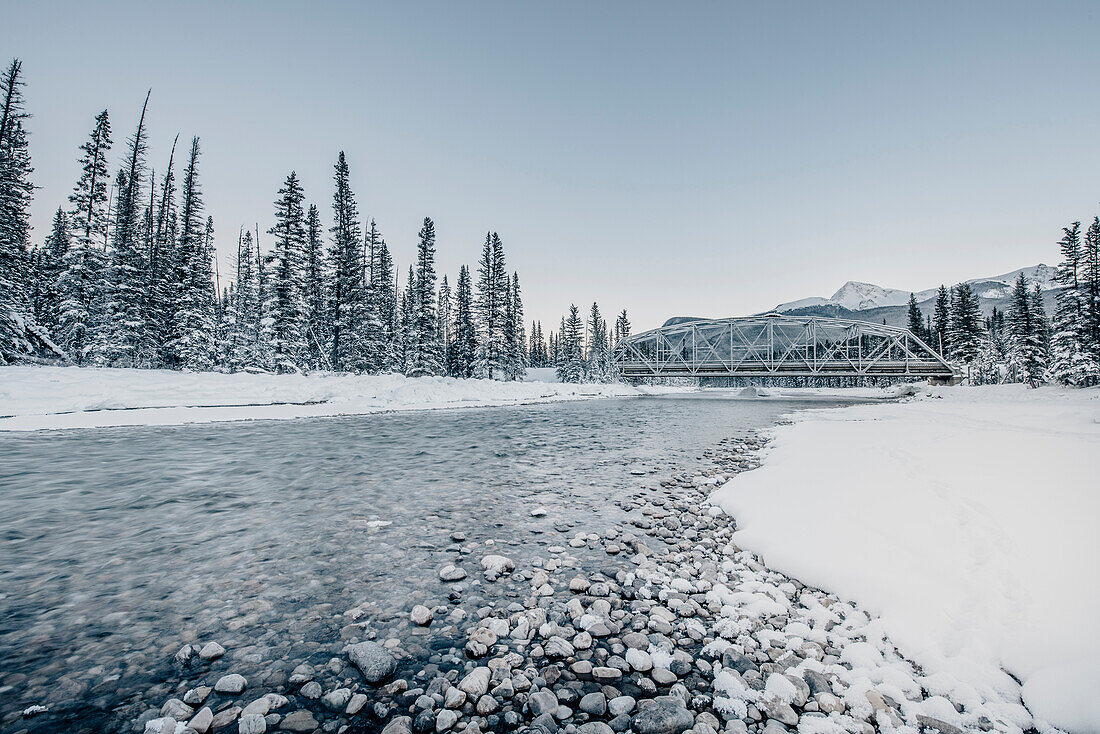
[[16, 431, 1033, 734]]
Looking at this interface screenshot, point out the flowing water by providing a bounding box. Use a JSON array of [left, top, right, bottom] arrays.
[[0, 393, 862, 732]]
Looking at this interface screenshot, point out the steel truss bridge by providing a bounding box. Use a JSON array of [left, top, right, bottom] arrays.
[[614, 314, 955, 380]]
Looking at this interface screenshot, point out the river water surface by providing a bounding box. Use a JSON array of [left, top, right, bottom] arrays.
[[0, 393, 861, 732]]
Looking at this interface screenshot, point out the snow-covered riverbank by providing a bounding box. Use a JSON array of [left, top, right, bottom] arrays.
[[711, 385, 1100, 733], [0, 366, 669, 431]]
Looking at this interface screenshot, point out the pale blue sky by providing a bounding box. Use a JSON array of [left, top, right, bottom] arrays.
[[5, 1, 1099, 330]]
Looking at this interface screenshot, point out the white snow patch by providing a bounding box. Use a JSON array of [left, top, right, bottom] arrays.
[[710, 384, 1100, 732]]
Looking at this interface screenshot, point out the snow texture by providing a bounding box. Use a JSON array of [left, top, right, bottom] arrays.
[[710, 384, 1100, 733], [0, 366, 662, 431]]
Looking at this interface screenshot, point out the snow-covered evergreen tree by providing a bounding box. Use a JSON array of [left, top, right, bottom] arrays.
[[504, 272, 527, 380], [328, 152, 364, 371], [1051, 221, 1099, 385], [556, 304, 586, 382], [98, 92, 152, 367], [168, 138, 215, 371], [437, 274, 451, 374], [398, 265, 415, 373], [0, 59, 38, 362], [587, 301, 611, 381], [229, 229, 265, 370], [473, 232, 508, 378], [1083, 217, 1100, 362], [932, 285, 950, 356], [1007, 273, 1044, 385], [32, 208, 69, 334], [406, 217, 442, 376], [265, 171, 307, 372], [906, 293, 924, 340], [361, 219, 389, 373], [449, 264, 477, 378], [948, 282, 982, 366], [301, 203, 328, 369], [614, 309, 631, 344]]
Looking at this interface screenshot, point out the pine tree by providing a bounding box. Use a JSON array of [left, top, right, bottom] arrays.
[[932, 285, 950, 356], [614, 310, 631, 343], [168, 138, 215, 370], [407, 217, 442, 376], [30, 208, 69, 335], [147, 137, 179, 366], [556, 304, 586, 382], [1083, 217, 1100, 361], [1051, 221, 1098, 385], [362, 219, 389, 373], [449, 264, 477, 378], [1030, 284, 1050, 364], [1007, 273, 1043, 385], [398, 265, 416, 373], [328, 152, 365, 371], [301, 203, 328, 369], [437, 274, 451, 374], [586, 302, 610, 381], [505, 272, 527, 380], [474, 231, 508, 378], [906, 293, 924, 340], [98, 91, 152, 367], [265, 171, 307, 372], [948, 282, 982, 366], [0, 59, 37, 362], [229, 228, 264, 370]]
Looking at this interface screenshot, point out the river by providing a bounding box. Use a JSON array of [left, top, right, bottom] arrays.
[[0, 393, 862, 732]]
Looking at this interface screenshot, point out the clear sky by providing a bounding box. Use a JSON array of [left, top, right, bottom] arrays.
[[4, 1, 1099, 331]]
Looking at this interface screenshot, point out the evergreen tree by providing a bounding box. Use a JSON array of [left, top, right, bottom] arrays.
[[229, 228, 264, 370], [437, 274, 451, 374], [362, 219, 389, 372], [906, 293, 924, 340], [614, 310, 631, 343], [407, 217, 442, 376], [301, 203, 328, 368], [98, 91, 152, 367], [328, 152, 364, 371], [1051, 221, 1098, 385], [0, 59, 36, 361], [505, 272, 527, 380], [265, 171, 307, 372], [529, 321, 545, 367], [449, 264, 477, 378], [1007, 273, 1043, 385], [474, 231, 508, 378], [556, 304, 586, 382], [33, 208, 70, 333], [169, 138, 215, 370], [932, 285, 950, 356], [948, 282, 982, 366], [1083, 217, 1100, 361], [147, 137, 179, 366], [398, 265, 416, 373], [587, 301, 610, 381]]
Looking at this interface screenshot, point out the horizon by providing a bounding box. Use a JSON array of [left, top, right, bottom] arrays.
[[4, 1, 1099, 331]]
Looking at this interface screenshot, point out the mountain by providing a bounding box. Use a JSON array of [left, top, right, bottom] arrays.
[[660, 264, 1061, 331], [771, 264, 1058, 314]]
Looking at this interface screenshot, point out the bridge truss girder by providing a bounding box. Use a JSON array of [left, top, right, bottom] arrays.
[[613, 314, 955, 379]]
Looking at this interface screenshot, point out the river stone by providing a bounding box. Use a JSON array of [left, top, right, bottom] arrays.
[[348, 641, 397, 683], [435, 709, 459, 732], [411, 605, 434, 625], [242, 698, 270, 717], [382, 716, 414, 734], [530, 713, 559, 734], [238, 713, 266, 734], [608, 696, 636, 717], [721, 650, 757, 675], [323, 687, 352, 710], [579, 692, 607, 716], [592, 666, 622, 683], [184, 686, 212, 706], [578, 724, 615, 734], [481, 555, 515, 575], [477, 694, 499, 715], [279, 710, 318, 732], [161, 699, 193, 720], [444, 687, 466, 708], [300, 681, 322, 699], [187, 707, 213, 734], [625, 648, 653, 672], [545, 636, 575, 658], [210, 706, 241, 729], [144, 718, 176, 734], [458, 667, 492, 697], [651, 668, 677, 685], [631, 699, 694, 734], [528, 690, 559, 717], [214, 673, 247, 695], [198, 641, 225, 661], [439, 564, 467, 581]]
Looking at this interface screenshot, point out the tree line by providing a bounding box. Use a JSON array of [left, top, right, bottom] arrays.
[[904, 217, 1100, 386], [0, 60, 631, 380]]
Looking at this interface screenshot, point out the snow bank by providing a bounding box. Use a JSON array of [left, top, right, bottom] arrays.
[[0, 366, 644, 431], [710, 384, 1100, 733]]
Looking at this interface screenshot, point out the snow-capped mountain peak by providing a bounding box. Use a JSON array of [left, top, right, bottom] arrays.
[[828, 281, 913, 311]]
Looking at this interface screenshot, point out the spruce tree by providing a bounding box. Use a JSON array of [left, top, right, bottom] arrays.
[[948, 282, 982, 366], [407, 217, 442, 376], [329, 152, 364, 371], [302, 203, 328, 368], [614, 309, 631, 343], [265, 171, 307, 372], [1083, 217, 1100, 360], [1007, 273, 1043, 385], [474, 231, 508, 378], [505, 272, 527, 380], [169, 137, 215, 370], [398, 265, 416, 373], [147, 137, 179, 366], [98, 91, 152, 367], [437, 274, 451, 374], [32, 208, 70, 334], [449, 264, 477, 378], [906, 293, 924, 339], [1051, 221, 1098, 384], [587, 302, 610, 381], [362, 219, 388, 372], [556, 304, 586, 382], [0, 59, 36, 361], [229, 228, 264, 370], [932, 285, 951, 356]]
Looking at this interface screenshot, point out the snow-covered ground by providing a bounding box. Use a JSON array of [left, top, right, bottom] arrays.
[[0, 366, 664, 431], [710, 385, 1100, 733]]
